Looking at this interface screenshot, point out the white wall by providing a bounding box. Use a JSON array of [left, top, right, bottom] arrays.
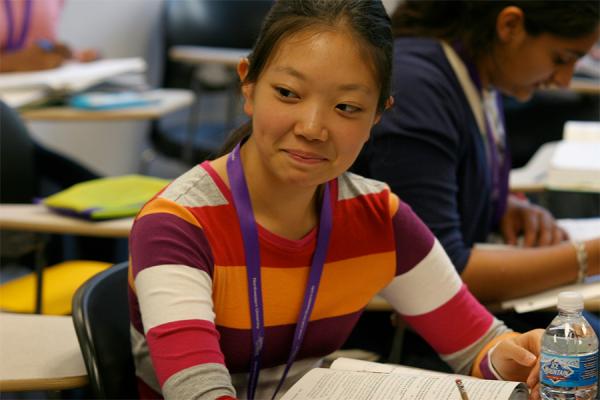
[[27, 0, 164, 176]]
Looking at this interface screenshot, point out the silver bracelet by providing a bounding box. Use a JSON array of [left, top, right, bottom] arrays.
[[572, 241, 588, 284]]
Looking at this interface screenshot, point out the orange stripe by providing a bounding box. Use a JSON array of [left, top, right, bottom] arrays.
[[388, 192, 399, 216], [471, 331, 520, 378], [136, 197, 202, 229], [213, 251, 395, 329]]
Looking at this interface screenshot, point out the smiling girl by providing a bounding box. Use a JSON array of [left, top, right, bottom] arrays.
[[129, 1, 546, 399]]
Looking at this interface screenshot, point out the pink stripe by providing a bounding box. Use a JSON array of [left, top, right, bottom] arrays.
[[402, 285, 493, 354], [147, 319, 225, 386]]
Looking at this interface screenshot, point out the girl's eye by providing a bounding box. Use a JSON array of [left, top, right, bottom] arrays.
[[276, 87, 298, 99], [336, 103, 361, 114]]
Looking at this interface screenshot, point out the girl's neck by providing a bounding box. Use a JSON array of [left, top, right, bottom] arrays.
[[241, 142, 320, 240], [211, 142, 322, 241]]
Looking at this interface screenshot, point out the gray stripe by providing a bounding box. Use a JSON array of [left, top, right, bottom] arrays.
[[160, 165, 228, 208], [337, 172, 388, 201], [130, 325, 162, 394], [441, 318, 511, 375], [163, 363, 236, 400]]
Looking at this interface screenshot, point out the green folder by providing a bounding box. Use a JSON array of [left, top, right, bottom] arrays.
[[43, 175, 169, 220]]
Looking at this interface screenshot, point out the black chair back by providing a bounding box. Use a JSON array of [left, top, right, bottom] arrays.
[[0, 101, 36, 203], [71, 261, 138, 399]]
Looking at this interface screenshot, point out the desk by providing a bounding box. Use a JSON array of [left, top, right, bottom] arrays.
[[0, 204, 132, 313], [169, 46, 250, 66], [0, 312, 87, 391], [570, 77, 600, 95], [20, 89, 193, 122], [0, 204, 133, 238]]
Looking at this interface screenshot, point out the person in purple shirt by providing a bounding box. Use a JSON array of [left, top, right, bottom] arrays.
[[352, 0, 599, 325]]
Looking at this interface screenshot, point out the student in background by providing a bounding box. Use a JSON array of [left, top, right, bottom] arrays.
[[352, 1, 600, 309], [0, 0, 97, 72], [129, 1, 545, 399]]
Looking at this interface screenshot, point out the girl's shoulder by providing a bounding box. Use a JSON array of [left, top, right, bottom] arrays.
[[150, 162, 229, 210]]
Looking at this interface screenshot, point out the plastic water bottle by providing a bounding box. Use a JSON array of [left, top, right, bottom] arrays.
[[540, 291, 598, 400]]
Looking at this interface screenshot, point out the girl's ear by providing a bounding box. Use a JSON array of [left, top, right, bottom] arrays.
[[373, 96, 394, 125], [237, 58, 255, 116], [496, 6, 526, 44]]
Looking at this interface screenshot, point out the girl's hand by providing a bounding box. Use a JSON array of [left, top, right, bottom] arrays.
[[490, 329, 543, 396], [500, 195, 567, 247]]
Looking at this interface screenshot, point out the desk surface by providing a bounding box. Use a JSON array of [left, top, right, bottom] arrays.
[[0, 312, 87, 391], [0, 204, 133, 237], [569, 77, 600, 95], [20, 89, 193, 121], [169, 45, 250, 67]]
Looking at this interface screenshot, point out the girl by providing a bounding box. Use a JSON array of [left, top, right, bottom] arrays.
[[353, 1, 600, 304], [129, 1, 543, 399]]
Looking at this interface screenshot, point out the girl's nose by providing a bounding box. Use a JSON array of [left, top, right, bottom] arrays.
[[294, 106, 328, 141]]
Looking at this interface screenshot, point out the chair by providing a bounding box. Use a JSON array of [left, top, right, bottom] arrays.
[[71, 261, 138, 399], [148, 0, 273, 166]]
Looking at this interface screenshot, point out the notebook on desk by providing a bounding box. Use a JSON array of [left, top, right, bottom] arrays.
[[510, 121, 600, 192], [546, 121, 600, 192]]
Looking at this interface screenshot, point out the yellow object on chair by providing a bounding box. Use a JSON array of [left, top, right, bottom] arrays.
[[0, 260, 111, 315]]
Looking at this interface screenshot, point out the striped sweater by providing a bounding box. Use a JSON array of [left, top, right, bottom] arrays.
[[128, 161, 511, 399]]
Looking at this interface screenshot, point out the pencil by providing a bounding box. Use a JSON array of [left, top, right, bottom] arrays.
[[455, 378, 469, 400]]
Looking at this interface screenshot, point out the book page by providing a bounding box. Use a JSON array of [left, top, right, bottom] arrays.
[[281, 367, 528, 400], [557, 217, 600, 242], [563, 121, 600, 142]]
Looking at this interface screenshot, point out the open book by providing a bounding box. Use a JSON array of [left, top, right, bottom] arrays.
[[281, 358, 529, 400], [0, 58, 146, 108], [546, 121, 600, 192], [509, 121, 600, 193]]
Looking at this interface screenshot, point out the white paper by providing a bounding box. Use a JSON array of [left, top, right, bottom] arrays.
[[558, 218, 600, 242]]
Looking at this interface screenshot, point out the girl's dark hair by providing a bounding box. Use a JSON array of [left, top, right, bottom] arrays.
[[392, 1, 599, 58], [219, 0, 393, 156]]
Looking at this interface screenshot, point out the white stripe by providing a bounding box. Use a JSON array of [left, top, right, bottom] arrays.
[[379, 240, 462, 316], [135, 264, 215, 333], [337, 172, 388, 201], [160, 165, 228, 208]]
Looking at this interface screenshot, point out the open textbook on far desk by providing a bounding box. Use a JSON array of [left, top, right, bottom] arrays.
[[282, 358, 528, 400], [0, 58, 146, 108]]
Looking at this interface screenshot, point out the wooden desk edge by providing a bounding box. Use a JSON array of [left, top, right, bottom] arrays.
[[0, 375, 88, 392], [0, 220, 131, 238]]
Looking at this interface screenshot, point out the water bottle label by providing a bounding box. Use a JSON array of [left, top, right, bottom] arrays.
[[540, 351, 598, 387]]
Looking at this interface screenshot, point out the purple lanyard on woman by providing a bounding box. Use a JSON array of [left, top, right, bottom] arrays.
[[453, 42, 511, 225], [226, 142, 333, 400], [3, 0, 32, 51]]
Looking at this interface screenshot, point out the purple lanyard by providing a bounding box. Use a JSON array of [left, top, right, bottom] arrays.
[[452, 42, 510, 225], [3, 0, 32, 51], [226, 142, 333, 400]]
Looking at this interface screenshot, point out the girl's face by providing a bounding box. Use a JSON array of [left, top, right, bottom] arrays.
[[238, 27, 385, 188], [488, 10, 599, 101]]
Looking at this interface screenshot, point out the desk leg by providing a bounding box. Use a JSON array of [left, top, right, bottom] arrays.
[[33, 234, 48, 314]]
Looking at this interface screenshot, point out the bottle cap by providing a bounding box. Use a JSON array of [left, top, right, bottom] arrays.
[[557, 291, 584, 312]]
